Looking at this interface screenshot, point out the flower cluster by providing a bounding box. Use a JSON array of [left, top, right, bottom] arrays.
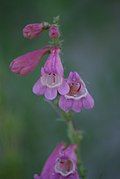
[[10, 20, 94, 112], [9, 17, 94, 179]]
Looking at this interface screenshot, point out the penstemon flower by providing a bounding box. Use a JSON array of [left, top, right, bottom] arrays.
[[34, 143, 80, 179], [9, 46, 50, 76], [59, 72, 94, 112], [32, 47, 69, 100]]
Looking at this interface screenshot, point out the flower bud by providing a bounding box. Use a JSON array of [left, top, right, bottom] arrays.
[[23, 23, 44, 39], [9, 46, 50, 76], [49, 25, 60, 39]]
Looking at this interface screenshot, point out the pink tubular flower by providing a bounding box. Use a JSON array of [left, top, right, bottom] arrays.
[[59, 72, 94, 112], [34, 143, 80, 179], [49, 25, 60, 39], [9, 46, 50, 76], [32, 47, 69, 100], [23, 23, 44, 39]]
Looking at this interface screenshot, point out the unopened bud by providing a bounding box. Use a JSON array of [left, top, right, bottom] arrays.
[[49, 25, 60, 39], [23, 23, 44, 39]]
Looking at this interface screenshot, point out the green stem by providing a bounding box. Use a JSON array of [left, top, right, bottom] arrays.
[[61, 112, 87, 179], [48, 94, 87, 178], [48, 99, 87, 178]]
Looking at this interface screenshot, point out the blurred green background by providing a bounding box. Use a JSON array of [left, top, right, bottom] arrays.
[[0, 0, 120, 178]]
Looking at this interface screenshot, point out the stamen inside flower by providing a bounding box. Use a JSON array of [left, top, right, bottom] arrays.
[[55, 158, 75, 176], [65, 81, 88, 100], [41, 73, 62, 88], [69, 82, 81, 96]]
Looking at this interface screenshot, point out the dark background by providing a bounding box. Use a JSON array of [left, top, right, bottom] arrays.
[[0, 0, 120, 178]]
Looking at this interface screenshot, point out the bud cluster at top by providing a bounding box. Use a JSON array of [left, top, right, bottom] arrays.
[[23, 18, 60, 42]]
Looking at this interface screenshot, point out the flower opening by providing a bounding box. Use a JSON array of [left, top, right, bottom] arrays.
[[65, 78, 88, 100], [41, 73, 63, 88], [55, 157, 75, 176]]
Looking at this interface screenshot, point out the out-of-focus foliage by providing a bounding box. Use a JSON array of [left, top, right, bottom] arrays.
[[0, 0, 120, 178]]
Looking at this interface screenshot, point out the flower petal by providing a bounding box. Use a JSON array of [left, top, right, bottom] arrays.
[[72, 100, 82, 112], [40, 144, 65, 179], [82, 93, 94, 109], [67, 71, 80, 83], [33, 79, 46, 95], [43, 48, 64, 76], [20, 66, 32, 76], [66, 172, 80, 179], [59, 96, 73, 112], [45, 87, 57, 100], [50, 173, 63, 179], [58, 80, 70, 95], [64, 144, 77, 163]]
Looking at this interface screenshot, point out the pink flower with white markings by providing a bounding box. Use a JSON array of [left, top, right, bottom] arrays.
[[9, 46, 50, 76], [33, 47, 69, 100], [34, 143, 80, 179], [59, 72, 94, 112]]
